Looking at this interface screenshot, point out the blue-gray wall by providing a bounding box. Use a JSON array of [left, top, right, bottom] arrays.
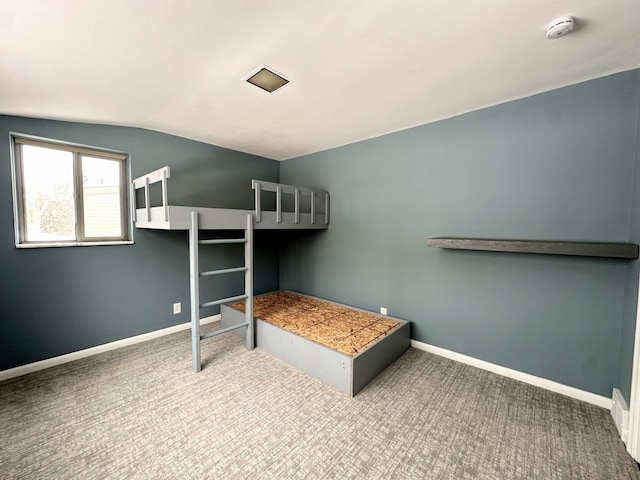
[[3, 71, 640, 403], [619, 77, 640, 403], [280, 70, 640, 399], [0, 115, 280, 371]]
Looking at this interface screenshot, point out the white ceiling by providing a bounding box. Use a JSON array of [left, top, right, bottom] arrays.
[[1, 1, 639, 161]]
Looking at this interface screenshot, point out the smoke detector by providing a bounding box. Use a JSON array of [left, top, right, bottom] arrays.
[[546, 16, 575, 39]]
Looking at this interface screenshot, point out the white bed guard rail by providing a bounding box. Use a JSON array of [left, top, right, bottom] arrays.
[[252, 179, 329, 226], [131, 166, 171, 223], [132, 166, 330, 228]]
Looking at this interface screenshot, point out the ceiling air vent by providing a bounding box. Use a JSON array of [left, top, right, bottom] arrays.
[[245, 66, 290, 93]]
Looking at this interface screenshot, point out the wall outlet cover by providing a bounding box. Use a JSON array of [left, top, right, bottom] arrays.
[[173, 302, 181, 315], [380, 307, 388, 315]]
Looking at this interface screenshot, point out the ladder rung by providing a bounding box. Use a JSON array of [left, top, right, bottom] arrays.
[[200, 267, 248, 277], [200, 294, 247, 309], [200, 322, 249, 340], [199, 239, 246, 245]]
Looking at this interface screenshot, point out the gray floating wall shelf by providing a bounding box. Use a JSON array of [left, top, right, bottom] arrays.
[[427, 238, 639, 259]]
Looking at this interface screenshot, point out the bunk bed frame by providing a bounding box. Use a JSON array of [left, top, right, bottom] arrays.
[[132, 166, 410, 396], [132, 166, 330, 372]]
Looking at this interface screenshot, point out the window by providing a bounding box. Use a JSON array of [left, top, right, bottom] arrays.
[[10, 134, 131, 247]]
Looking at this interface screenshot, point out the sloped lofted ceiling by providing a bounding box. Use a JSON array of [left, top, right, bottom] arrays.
[[0, 0, 639, 160]]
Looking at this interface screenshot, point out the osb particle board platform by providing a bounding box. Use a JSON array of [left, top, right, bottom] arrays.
[[221, 291, 410, 397]]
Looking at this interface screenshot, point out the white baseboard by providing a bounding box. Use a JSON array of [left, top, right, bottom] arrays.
[[411, 339, 612, 410], [0, 315, 220, 382], [1, 321, 614, 412]]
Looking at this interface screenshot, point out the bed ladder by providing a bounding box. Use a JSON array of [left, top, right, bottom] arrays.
[[189, 211, 254, 372]]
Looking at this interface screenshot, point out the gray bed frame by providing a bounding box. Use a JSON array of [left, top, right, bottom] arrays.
[[221, 292, 410, 397], [132, 166, 331, 372], [133, 166, 410, 394]]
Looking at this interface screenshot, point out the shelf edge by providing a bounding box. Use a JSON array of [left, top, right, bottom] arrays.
[[426, 238, 639, 259]]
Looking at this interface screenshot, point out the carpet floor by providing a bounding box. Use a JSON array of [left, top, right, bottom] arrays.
[[1, 323, 638, 479]]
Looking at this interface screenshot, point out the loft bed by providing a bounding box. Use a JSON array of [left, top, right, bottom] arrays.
[[132, 166, 330, 373], [132, 166, 409, 395], [132, 166, 329, 231]]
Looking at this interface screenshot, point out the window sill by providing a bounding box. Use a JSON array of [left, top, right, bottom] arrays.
[[15, 240, 134, 249]]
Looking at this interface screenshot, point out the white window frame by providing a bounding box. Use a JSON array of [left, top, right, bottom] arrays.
[[10, 133, 133, 248]]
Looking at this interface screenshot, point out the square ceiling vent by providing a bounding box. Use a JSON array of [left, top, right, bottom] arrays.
[[245, 65, 290, 94]]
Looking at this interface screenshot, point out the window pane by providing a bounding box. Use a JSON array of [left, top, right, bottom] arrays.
[[21, 145, 76, 242], [82, 156, 122, 238]]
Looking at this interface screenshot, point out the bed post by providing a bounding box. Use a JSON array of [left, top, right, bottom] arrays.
[[130, 182, 137, 223], [310, 191, 316, 224], [144, 177, 151, 222], [253, 180, 261, 223], [190, 211, 201, 372], [161, 168, 169, 222], [325, 193, 330, 225], [276, 185, 282, 224], [245, 213, 255, 350]]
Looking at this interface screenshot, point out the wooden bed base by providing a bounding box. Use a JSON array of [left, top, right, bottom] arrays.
[[221, 291, 410, 396]]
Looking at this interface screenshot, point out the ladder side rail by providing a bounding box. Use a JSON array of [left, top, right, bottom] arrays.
[[245, 213, 255, 350], [189, 211, 201, 372]]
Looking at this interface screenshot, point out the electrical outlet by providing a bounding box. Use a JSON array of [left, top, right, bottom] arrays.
[[173, 302, 181, 315], [380, 307, 388, 315]]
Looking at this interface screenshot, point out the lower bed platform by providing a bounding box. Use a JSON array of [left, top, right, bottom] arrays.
[[221, 291, 410, 397]]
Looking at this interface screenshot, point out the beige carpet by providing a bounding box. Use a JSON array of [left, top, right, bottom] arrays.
[[1, 323, 638, 479]]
